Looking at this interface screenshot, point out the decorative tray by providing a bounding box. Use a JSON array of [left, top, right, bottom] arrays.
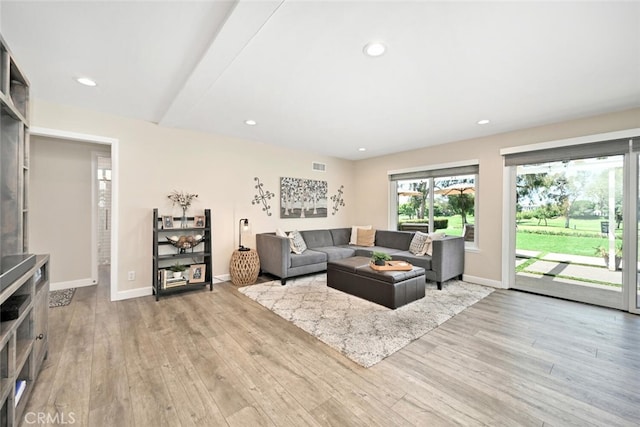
[[370, 261, 413, 271]]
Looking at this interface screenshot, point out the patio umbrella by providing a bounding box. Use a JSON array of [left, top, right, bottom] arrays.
[[397, 190, 423, 197], [434, 183, 475, 196]]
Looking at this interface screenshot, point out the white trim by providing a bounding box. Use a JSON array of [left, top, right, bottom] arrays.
[[214, 274, 231, 283], [387, 159, 479, 176], [499, 128, 640, 156], [462, 275, 506, 289], [50, 277, 95, 291], [112, 286, 153, 301], [31, 127, 119, 302], [502, 165, 516, 289], [626, 152, 639, 314], [30, 127, 118, 145]]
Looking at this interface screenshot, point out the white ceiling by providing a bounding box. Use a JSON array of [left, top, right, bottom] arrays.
[[1, 1, 639, 160]]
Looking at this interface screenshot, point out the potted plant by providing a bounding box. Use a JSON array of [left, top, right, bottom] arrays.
[[169, 262, 187, 278], [594, 243, 622, 271], [371, 251, 392, 266]]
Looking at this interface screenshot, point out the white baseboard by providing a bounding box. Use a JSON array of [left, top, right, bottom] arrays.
[[463, 274, 507, 289], [111, 286, 153, 301], [50, 277, 96, 291], [214, 274, 230, 283]]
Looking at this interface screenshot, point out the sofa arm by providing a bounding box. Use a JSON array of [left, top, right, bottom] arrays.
[[256, 233, 291, 279], [431, 236, 465, 282]]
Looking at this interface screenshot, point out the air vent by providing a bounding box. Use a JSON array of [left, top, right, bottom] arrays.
[[312, 162, 326, 172]]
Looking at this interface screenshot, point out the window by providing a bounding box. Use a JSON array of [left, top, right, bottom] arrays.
[[389, 162, 479, 247]]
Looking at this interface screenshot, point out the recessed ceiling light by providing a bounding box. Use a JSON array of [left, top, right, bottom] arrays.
[[358, 147, 366, 152], [76, 77, 97, 87], [244, 119, 257, 126], [477, 119, 490, 125], [363, 42, 386, 57]]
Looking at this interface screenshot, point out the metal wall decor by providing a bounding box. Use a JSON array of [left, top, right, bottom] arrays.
[[330, 185, 345, 215], [280, 177, 328, 218], [251, 177, 275, 216]]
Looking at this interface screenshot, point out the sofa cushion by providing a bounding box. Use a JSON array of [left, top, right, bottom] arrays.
[[391, 251, 432, 271], [300, 229, 333, 248], [375, 230, 414, 250], [356, 228, 376, 246], [330, 228, 351, 246], [349, 225, 371, 244], [313, 246, 356, 261], [425, 232, 446, 256], [288, 230, 307, 254], [352, 246, 403, 258], [290, 249, 327, 268], [409, 231, 429, 255]]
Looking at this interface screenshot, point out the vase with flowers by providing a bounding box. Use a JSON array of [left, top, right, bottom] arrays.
[[168, 190, 198, 228]]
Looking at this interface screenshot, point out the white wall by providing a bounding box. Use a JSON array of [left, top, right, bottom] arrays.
[[353, 107, 640, 286], [31, 99, 356, 297], [29, 135, 109, 286]]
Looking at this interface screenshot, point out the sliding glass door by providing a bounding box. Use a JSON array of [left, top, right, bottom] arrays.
[[504, 134, 639, 312], [514, 155, 624, 309]]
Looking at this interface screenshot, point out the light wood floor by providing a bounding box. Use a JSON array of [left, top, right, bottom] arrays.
[[22, 273, 640, 426]]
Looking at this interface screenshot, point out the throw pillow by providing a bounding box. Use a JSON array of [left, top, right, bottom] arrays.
[[349, 225, 372, 245], [424, 232, 446, 256], [288, 230, 307, 254], [409, 231, 429, 255], [275, 228, 288, 238], [356, 228, 376, 247]]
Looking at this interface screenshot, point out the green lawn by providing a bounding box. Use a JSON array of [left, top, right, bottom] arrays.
[[400, 214, 623, 257], [516, 233, 613, 257]]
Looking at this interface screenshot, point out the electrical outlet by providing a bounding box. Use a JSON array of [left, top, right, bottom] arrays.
[[127, 271, 135, 281]]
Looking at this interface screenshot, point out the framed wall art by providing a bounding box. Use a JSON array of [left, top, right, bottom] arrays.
[[280, 177, 328, 218]]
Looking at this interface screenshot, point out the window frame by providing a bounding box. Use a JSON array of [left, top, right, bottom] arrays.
[[388, 160, 479, 249]]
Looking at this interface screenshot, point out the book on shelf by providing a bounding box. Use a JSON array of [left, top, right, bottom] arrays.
[[15, 379, 26, 406], [164, 280, 187, 289]]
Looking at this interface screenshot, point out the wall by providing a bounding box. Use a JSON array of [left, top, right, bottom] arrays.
[[353, 107, 640, 286], [30, 135, 109, 286], [31, 99, 356, 298]]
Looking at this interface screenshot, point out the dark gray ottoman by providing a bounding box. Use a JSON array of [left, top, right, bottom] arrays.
[[327, 256, 426, 309]]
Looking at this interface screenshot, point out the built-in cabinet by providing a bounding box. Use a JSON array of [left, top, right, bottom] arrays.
[[0, 34, 30, 260], [0, 255, 49, 426], [0, 33, 50, 425]]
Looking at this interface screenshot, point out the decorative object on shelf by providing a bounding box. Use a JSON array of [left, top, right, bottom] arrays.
[[166, 234, 204, 254], [169, 262, 187, 279], [168, 190, 198, 228], [251, 177, 275, 216], [371, 251, 392, 266], [370, 260, 413, 271], [189, 264, 206, 283], [162, 215, 174, 229], [330, 185, 345, 215], [280, 177, 328, 218], [194, 215, 205, 228], [230, 248, 260, 286], [238, 218, 250, 251]]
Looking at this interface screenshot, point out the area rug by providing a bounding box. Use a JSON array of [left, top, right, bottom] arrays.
[[239, 274, 494, 367], [49, 288, 75, 308]]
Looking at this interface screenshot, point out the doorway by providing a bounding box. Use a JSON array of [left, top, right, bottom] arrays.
[[31, 127, 119, 301], [502, 130, 639, 313]]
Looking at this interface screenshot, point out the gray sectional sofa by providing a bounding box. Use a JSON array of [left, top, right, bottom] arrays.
[[256, 228, 464, 289]]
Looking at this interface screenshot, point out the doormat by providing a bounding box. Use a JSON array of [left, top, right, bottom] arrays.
[[49, 288, 76, 308]]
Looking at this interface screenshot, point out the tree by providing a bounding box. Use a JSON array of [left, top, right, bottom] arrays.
[[447, 194, 474, 225], [398, 203, 416, 219], [408, 180, 429, 219]]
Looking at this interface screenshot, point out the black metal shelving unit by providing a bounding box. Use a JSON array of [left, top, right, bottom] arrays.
[[152, 208, 213, 301]]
